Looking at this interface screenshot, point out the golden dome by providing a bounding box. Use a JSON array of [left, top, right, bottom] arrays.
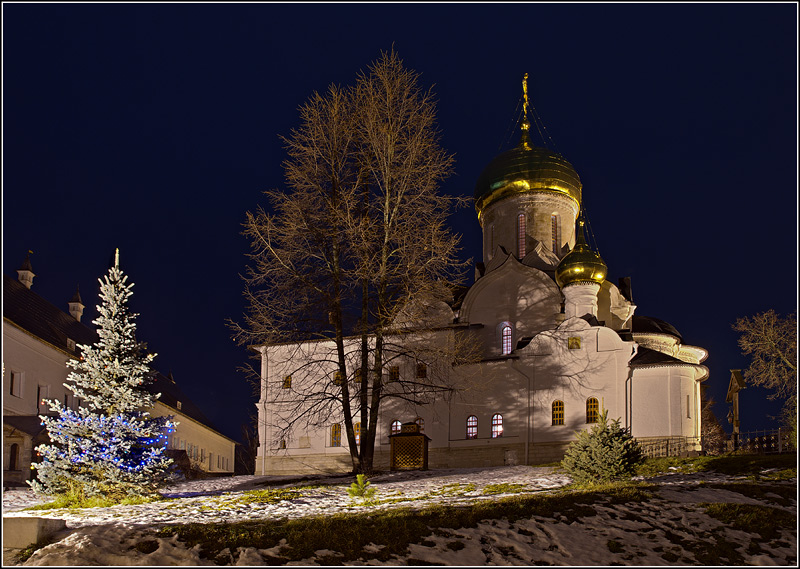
[[555, 216, 607, 287], [474, 123, 582, 221]]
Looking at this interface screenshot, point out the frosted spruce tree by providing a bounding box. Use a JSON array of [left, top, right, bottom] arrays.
[[31, 250, 175, 500]]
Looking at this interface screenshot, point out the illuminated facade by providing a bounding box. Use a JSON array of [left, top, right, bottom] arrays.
[[254, 79, 709, 475]]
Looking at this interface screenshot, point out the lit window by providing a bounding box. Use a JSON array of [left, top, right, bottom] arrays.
[[517, 213, 527, 258], [331, 423, 341, 447], [390, 420, 401, 435], [501, 325, 512, 355], [415, 417, 425, 433], [568, 337, 581, 350], [586, 398, 599, 424], [279, 440, 286, 450], [177, 401, 182, 410], [466, 415, 478, 439], [552, 400, 564, 426], [551, 214, 559, 254], [416, 363, 427, 379], [355, 368, 363, 383], [354, 422, 361, 446], [282, 375, 292, 389], [389, 366, 400, 382], [491, 414, 503, 438], [334, 371, 344, 386]]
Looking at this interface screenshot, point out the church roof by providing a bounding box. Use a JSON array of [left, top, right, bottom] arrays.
[[629, 346, 687, 367], [631, 315, 682, 342]]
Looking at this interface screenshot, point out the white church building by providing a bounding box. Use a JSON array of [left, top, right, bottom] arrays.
[[254, 87, 709, 476]]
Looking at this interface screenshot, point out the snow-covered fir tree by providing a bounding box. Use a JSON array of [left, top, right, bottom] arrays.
[[30, 250, 175, 499]]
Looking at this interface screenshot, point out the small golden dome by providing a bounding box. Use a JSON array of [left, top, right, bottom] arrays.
[[555, 216, 607, 287]]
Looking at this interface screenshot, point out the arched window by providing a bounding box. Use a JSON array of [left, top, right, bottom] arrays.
[[491, 414, 503, 438], [466, 415, 478, 439], [9, 443, 19, 471], [586, 398, 599, 424], [517, 213, 527, 258], [331, 423, 342, 447], [279, 439, 286, 450], [390, 420, 401, 435], [416, 363, 427, 379], [354, 422, 361, 445], [551, 214, 559, 254], [552, 400, 564, 426], [282, 375, 292, 389], [415, 417, 425, 433], [501, 324, 513, 355]]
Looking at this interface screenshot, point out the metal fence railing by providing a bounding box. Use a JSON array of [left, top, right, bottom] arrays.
[[700, 428, 794, 456], [637, 436, 694, 458]]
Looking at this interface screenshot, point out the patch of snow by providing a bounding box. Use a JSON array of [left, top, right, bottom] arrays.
[[3, 466, 796, 566]]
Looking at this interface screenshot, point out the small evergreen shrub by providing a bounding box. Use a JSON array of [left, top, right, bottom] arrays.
[[347, 474, 376, 504], [561, 410, 644, 485]]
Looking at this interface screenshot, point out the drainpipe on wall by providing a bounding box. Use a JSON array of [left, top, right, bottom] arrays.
[[624, 343, 637, 433]]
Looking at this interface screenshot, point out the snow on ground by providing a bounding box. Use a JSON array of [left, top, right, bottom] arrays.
[[2, 465, 796, 566]]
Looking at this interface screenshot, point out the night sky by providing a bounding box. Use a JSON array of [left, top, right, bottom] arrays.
[[3, 3, 797, 443]]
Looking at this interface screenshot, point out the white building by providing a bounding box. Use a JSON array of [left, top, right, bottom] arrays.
[[3, 260, 236, 486], [254, 90, 709, 475]]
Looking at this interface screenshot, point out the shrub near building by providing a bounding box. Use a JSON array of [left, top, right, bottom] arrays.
[[561, 410, 644, 485]]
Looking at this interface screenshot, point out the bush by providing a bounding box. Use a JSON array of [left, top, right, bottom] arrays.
[[562, 410, 644, 485]]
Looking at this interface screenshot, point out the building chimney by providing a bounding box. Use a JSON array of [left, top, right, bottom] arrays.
[[68, 285, 85, 322], [17, 251, 35, 289]]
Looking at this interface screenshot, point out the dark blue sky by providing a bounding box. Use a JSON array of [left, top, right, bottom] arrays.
[[3, 3, 797, 442]]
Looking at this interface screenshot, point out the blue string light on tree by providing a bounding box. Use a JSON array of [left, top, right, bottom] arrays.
[[30, 249, 177, 500]]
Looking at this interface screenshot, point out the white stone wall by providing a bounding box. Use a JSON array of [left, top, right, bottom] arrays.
[[3, 322, 77, 417], [150, 402, 236, 473]]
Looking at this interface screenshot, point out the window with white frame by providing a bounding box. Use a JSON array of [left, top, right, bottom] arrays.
[[390, 420, 401, 435]]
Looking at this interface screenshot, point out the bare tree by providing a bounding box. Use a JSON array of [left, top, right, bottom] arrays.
[[233, 50, 476, 473], [732, 310, 797, 434]]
